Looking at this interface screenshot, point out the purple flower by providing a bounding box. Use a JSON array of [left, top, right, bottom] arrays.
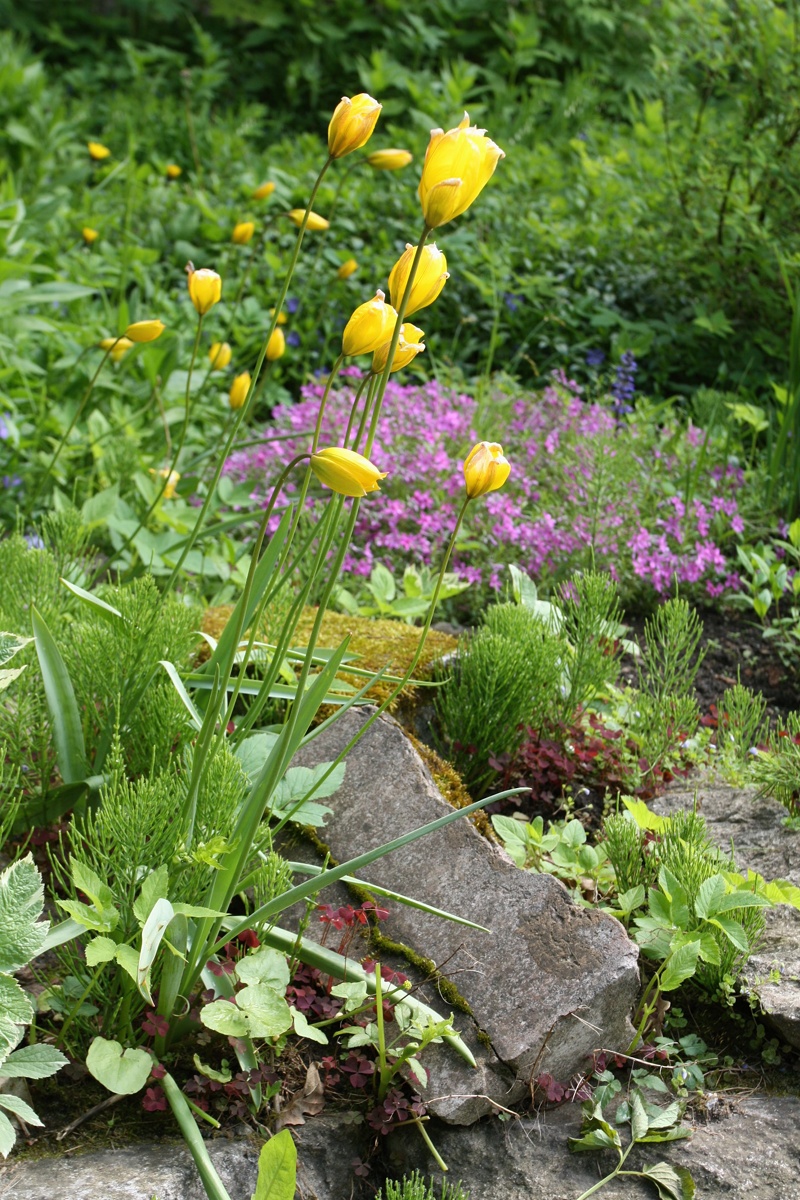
[[0, 414, 10, 440], [610, 351, 637, 418], [503, 292, 524, 313], [585, 349, 605, 368], [286, 330, 301, 347], [25, 534, 44, 550], [2, 474, 21, 489], [286, 297, 299, 314]]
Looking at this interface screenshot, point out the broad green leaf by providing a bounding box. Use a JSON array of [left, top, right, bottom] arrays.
[[658, 867, 690, 928], [714, 890, 771, 913], [252, 1128, 297, 1200], [86, 1037, 152, 1095], [0, 666, 26, 691], [561, 818, 587, 847], [623, 797, 666, 831], [630, 1091, 649, 1141], [0, 1110, 16, 1159], [0, 1043, 67, 1080], [85, 936, 118, 966], [200, 999, 251, 1039], [0, 631, 33, 667], [695, 929, 721, 966], [660, 940, 701, 991], [0, 1092, 42, 1126], [236, 947, 290, 991], [568, 1128, 620, 1152], [641, 1161, 695, 1199], [114, 944, 140, 986], [647, 1101, 682, 1130], [330, 980, 368, 1011], [618, 885, 646, 914], [272, 762, 346, 808], [648, 888, 673, 927], [290, 1006, 328, 1045], [491, 815, 530, 845], [81, 484, 120, 527], [237, 984, 293, 1038], [0, 855, 48, 973], [707, 915, 749, 953], [695, 874, 727, 920], [235, 731, 281, 784], [31, 605, 87, 784]]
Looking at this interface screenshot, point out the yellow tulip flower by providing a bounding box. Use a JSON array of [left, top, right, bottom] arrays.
[[266, 327, 286, 361], [328, 93, 382, 159], [342, 290, 398, 357], [82, 227, 100, 245], [166, 163, 182, 179], [208, 342, 232, 370], [125, 320, 165, 343], [337, 258, 359, 281], [418, 112, 504, 229], [268, 308, 288, 325], [229, 372, 251, 410], [187, 267, 222, 315], [253, 181, 276, 200], [388, 243, 449, 317], [287, 209, 330, 231], [88, 141, 111, 161], [372, 324, 425, 375], [463, 441, 511, 499], [150, 467, 181, 500], [310, 447, 387, 498], [99, 336, 134, 363], [232, 221, 255, 245], [366, 148, 413, 170]]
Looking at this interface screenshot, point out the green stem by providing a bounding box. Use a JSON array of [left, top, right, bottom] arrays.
[[55, 961, 107, 1050], [410, 1116, 449, 1173], [161, 1071, 232, 1200], [293, 160, 360, 321], [348, 373, 379, 449], [161, 157, 333, 595], [374, 963, 392, 1099], [574, 1140, 634, 1200], [29, 344, 114, 512]]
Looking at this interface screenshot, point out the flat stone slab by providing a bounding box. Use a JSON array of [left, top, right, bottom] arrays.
[[292, 708, 639, 1123], [653, 775, 800, 1048]]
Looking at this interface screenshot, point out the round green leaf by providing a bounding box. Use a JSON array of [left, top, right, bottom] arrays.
[[86, 1037, 152, 1095]]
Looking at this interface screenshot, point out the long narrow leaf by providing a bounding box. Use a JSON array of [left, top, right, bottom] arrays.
[[31, 605, 87, 784], [60, 579, 122, 621], [160, 661, 203, 731]]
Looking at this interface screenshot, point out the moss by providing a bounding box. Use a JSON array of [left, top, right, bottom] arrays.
[[407, 734, 495, 842], [200, 605, 457, 710]]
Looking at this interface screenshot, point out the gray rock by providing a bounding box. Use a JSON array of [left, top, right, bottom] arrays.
[[292, 708, 639, 1124], [0, 1137, 261, 1200], [389, 1092, 800, 1199], [653, 775, 800, 1048]]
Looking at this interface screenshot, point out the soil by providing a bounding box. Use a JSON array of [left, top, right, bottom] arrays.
[[622, 605, 800, 727]]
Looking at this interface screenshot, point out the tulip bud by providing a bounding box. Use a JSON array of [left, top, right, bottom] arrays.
[[187, 267, 222, 315], [125, 320, 165, 343], [463, 441, 511, 499], [166, 163, 182, 179], [388, 243, 449, 318], [88, 141, 111, 161], [311, 447, 387, 498], [82, 227, 99, 245], [208, 342, 232, 370], [419, 112, 504, 229], [342, 290, 398, 357], [328, 93, 382, 159], [366, 148, 413, 171], [232, 221, 255, 245], [150, 468, 181, 500], [287, 209, 330, 231], [337, 258, 358, 281], [268, 308, 288, 325], [253, 181, 276, 200], [229, 371, 251, 410], [372, 324, 425, 375], [266, 327, 286, 361], [99, 336, 134, 363]]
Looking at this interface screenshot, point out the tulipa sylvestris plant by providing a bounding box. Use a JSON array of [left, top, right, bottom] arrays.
[[35, 92, 509, 1200]]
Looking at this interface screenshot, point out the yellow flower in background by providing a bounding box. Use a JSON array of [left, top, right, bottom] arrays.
[[187, 267, 222, 315], [82, 227, 99, 245], [125, 320, 165, 343], [388, 243, 449, 317], [287, 209, 330, 231], [268, 308, 288, 325], [208, 341, 232, 370], [88, 141, 111, 160], [99, 336, 134, 363], [418, 113, 504, 229], [342, 290, 398, 357], [311, 447, 387, 498], [337, 258, 359, 281], [372, 323, 425, 375], [463, 441, 511, 499], [232, 221, 255, 245], [150, 468, 181, 500], [266, 327, 286, 361], [166, 163, 182, 179], [328, 93, 382, 158], [366, 148, 413, 170], [229, 371, 251, 410], [253, 181, 276, 200]]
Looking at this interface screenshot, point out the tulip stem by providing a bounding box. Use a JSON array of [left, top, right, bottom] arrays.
[[292, 160, 359, 324], [159, 157, 333, 597], [360, 225, 430, 457], [344, 373, 377, 446], [28, 342, 116, 515]]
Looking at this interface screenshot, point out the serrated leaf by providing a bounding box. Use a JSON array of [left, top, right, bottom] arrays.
[[646, 1101, 682, 1130], [132, 865, 170, 924], [642, 1161, 695, 1199], [0, 1092, 43, 1126], [630, 1091, 649, 1141], [622, 797, 666, 830], [639, 1125, 693, 1144], [660, 940, 701, 991], [695, 874, 727, 920], [618, 885, 646, 914], [85, 935, 118, 966], [714, 890, 771, 913], [235, 731, 280, 784], [658, 867, 690, 928], [707, 915, 749, 953], [0, 1109, 16, 1158], [0, 1043, 68, 1080], [0, 855, 48, 973], [114, 944, 140, 986], [86, 1037, 152, 1095], [271, 762, 346, 815], [568, 1128, 620, 1152]]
